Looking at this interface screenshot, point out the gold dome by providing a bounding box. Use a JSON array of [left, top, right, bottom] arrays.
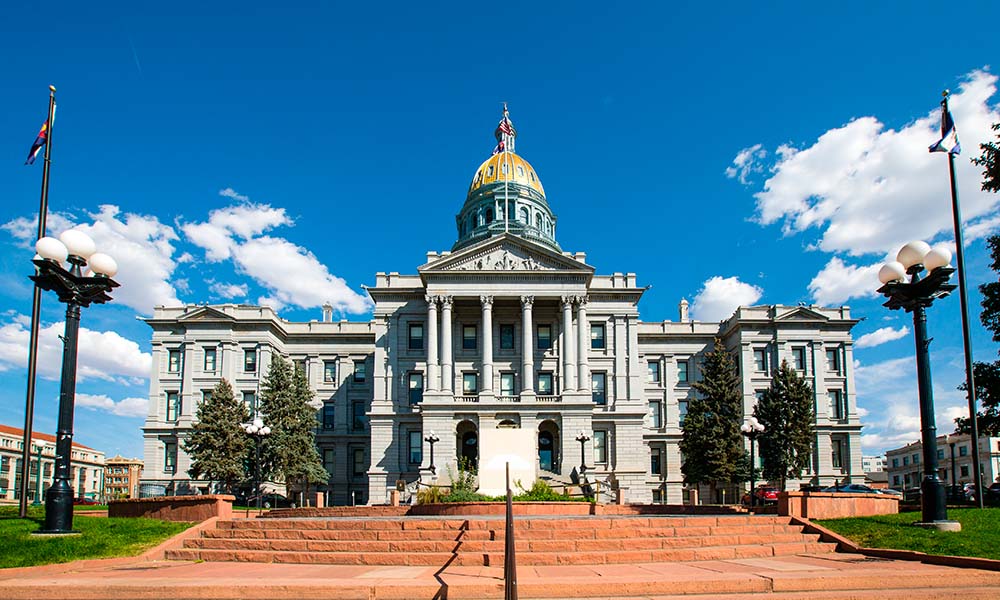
[[468, 152, 545, 197]]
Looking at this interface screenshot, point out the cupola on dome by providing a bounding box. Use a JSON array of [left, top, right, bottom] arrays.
[[453, 105, 559, 252]]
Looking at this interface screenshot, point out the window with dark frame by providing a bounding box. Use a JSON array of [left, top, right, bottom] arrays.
[[463, 325, 477, 350], [594, 430, 608, 464], [649, 401, 662, 428], [352, 448, 366, 476], [753, 348, 767, 372], [832, 439, 844, 469], [408, 372, 424, 405], [677, 360, 689, 383], [242, 391, 256, 413], [168, 349, 181, 373], [408, 431, 422, 465], [500, 324, 515, 350], [408, 323, 424, 350], [463, 372, 479, 394], [203, 347, 216, 372], [537, 324, 552, 349], [537, 372, 553, 394], [647, 360, 660, 384], [500, 372, 515, 396], [354, 360, 367, 383], [591, 323, 606, 349], [322, 403, 335, 430], [324, 361, 337, 383], [793, 347, 806, 371], [651, 447, 662, 475], [323, 449, 336, 478], [826, 348, 840, 372], [591, 372, 606, 405], [166, 391, 180, 422], [829, 390, 844, 419], [352, 400, 366, 431], [244, 349, 257, 373], [164, 442, 177, 473]]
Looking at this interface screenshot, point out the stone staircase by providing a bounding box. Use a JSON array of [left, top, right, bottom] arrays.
[[165, 514, 836, 566]]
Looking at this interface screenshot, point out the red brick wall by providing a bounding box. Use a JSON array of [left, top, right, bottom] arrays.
[[108, 495, 234, 521]]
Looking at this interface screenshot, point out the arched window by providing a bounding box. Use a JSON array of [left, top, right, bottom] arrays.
[[535, 214, 542, 229], [487, 165, 495, 177], [517, 166, 524, 177], [501, 162, 508, 174], [474, 170, 482, 184], [519, 207, 529, 223], [469, 214, 476, 231], [529, 171, 536, 182], [486, 209, 494, 224]]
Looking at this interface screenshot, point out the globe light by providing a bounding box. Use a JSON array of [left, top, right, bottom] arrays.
[[36, 237, 68, 263], [740, 422, 752, 433], [428, 430, 435, 438], [896, 241, 931, 270], [59, 230, 97, 260], [88, 253, 118, 277], [245, 424, 258, 434], [878, 261, 907, 284], [253, 417, 264, 429], [924, 246, 952, 272], [260, 426, 271, 435]]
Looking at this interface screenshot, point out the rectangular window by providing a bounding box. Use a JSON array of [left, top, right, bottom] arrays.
[[500, 372, 516, 396], [408, 323, 424, 350], [463, 372, 479, 394], [649, 401, 662, 428], [323, 449, 335, 478], [903, 456, 909, 466], [166, 391, 180, 422], [202, 389, 212, 404], [677, 360, 689, 383], [242, 391, 256, 412], [324, 361, 337, 383], [647, 361, 660, 384], [793, 347, 806, 371], [203, 348, 216, 372], [408, 372, 424, 405], [679, 399, 688, 424], [591, 323, 606, 349], [537, 372, 553, 394], [893, 475, 901, 486], [912, 453, 920, 464], [591, 372, 606, 405], [168, 349, 181, 373], [244, 349, 257, 373], [959, 445, 968, 456], [753, 348, 767, 372], [826, 348, 840, 373], [594, 430, 608, 464], [164, 442, 177, 473], [892, 457, 899, 468], [537, 324, 552, 350], [832, 439, 843, 469], [322, 403, 335, 430], [408, 431, 422, 465], [829, 390, 844, 419], [353, 360, 367, 383], [651, 447, 662, 475], [352, 400, 366, 431], [961, 465, 970, 477], [462, 325, 477, 350], [293, 359, 306, 376], [500, 324, 515, 350], [937, 449, 945, 459], [352, 448, 366, 477]]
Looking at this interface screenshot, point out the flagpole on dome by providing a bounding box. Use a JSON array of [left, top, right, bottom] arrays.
[[503, 103, 510, 234], [932, 88, 985, 508], [19, 85, 57, 518]]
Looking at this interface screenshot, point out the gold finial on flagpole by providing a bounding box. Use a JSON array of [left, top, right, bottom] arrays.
[[49, 85, 56, 93], [942, 89, 950, 98]]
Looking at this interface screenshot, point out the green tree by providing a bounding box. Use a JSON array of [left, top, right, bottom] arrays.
[[183, 379, 250, 492], [956, 234, 1000, 436], [754, 360, 815, 491], [680, 339, 745, 498], [973, 123, 1000, 193], [258, 356, 327, 499]]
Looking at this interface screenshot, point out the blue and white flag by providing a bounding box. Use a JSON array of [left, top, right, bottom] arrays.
[[929, 101, 961, 154]]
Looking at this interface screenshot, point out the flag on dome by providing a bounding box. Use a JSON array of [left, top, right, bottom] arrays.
[[25, 120, 50, 165], [929, 100, 960, 154]]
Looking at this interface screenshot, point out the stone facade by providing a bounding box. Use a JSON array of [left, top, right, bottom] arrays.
[[0, 424, 105, 503], [140, 110, 863, 505], [104, 455, 144, 499], [886, 433, 1000, 491]]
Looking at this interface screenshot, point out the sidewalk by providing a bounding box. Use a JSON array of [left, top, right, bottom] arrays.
[[4, 551, 1000, 599]]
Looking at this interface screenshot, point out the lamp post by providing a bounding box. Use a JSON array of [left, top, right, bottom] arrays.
[[424, 431, 439, 475], [877, 241, 960, 530], [741, 416, 765, 511], [243, 417, 271, 511], [31, 230, 118, 534], [576, 430, 590, 472], [32, 445, 44, 507]]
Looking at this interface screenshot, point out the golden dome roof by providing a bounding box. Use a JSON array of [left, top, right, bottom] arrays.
[[468, 152, 545, 197]]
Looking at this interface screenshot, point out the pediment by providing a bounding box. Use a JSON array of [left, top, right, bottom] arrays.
[[774, 306, 829, 322], [420, 235, 593, 274], [177, 306, 237, 322]]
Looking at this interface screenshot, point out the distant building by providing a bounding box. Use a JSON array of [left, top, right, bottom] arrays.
[[862, 455, 885, 473], [104, 455, 143, 499], [885, 433, 1000, 490], [0, 424, 106, 503]]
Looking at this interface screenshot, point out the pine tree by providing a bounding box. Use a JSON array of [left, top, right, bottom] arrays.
[[754, 359, 814, 491], [183, 379, 250, 492], [680, 339, 746, 496], [973, 123, 1000, 193], [258, 356, 327, 499], [956, 234, 1000, 435]]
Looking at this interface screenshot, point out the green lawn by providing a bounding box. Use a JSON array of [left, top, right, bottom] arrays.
[[0, 506, 192, 569], [818, 508, 1000, 561]]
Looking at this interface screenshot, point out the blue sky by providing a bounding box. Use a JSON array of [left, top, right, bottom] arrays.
[[1, 2, 999, 461]]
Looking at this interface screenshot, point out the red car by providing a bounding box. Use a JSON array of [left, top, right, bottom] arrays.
[[743, 486, 779, 506], [73, 497, 100, 505]]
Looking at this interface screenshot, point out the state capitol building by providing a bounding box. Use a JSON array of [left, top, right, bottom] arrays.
[[141, 109, 863, 505]]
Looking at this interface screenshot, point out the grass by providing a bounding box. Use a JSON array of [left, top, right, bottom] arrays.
[[0, 506, 193, 569], [818, 507, 1000, 561]]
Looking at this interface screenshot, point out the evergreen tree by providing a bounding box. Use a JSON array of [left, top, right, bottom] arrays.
[[956, 234, 1000, 435], [183, 379, 250, 492], [680, 339, 745, 496], [258, 356, 327, 499], [754, 359, 814, 491], [973, 123, 1000, 193]]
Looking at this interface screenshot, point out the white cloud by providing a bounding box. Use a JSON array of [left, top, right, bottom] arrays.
[[690, 276, 763, 321], [808, 257, 882, 305], [855, 325, 910, 349], [210, 281, 248, 299], [219, 187, 250, 202], [725, 144, 767, 184], [0, 317, 151, 383], [77, 393, 148, 418], [183, 202, 372, 314]]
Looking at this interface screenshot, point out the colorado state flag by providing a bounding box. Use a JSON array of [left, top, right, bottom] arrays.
[[929, 101, 961, 155], [25, 121, 49, 165]]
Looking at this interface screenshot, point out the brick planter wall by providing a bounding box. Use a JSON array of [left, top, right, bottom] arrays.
[[778, 492, 898, 519], [108, 495, 234, 522]]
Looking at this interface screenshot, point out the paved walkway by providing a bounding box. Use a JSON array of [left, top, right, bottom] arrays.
[[4, 551, 1000, 599]]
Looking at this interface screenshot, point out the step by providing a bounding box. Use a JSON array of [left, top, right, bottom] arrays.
[[164, 548, 485, 566], [215, 515, 793, 530]]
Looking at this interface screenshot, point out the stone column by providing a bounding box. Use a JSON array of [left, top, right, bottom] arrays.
[[577, 296, 590, 391], [481, 295, 494, 395], [426, 295, 439, 390], [440, 296, 454, 395], [521, 295, 534, 394], [561, 296, 576, 392]]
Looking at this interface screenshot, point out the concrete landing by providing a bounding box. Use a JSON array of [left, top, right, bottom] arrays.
[[3, 551, 1000, 599]]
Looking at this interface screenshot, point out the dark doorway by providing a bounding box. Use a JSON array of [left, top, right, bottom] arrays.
[[538, 431, 554, 472]]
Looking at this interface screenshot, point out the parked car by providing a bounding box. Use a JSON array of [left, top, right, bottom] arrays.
[[247, 493, 294, 509], [742, 486, 779, 506], [73, 497, 100, 506], [877, 488, 903, 497], [984, 482, 1000, 506], [903, 488, 922, 503], [821, 483, 879, 494]]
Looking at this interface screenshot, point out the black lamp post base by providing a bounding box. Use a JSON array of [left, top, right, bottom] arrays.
[[914, 520, 962, 532], [43, 482, 75, 534]]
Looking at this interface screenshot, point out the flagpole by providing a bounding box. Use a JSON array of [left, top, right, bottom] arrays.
[[941, 89, 985, 508], [19, 85, 56, 518]]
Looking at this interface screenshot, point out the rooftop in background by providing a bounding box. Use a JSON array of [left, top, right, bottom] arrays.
[[0, 423, 95, 450]]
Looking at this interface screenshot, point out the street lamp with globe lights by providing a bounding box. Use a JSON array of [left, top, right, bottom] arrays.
[[424, 431, 440, 475], [31, 229, 118, 534], [575, 430, 590, 472], [243, 417, 271, 511], [877, 241, 960, 530], [741, 417, 765, 510]]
